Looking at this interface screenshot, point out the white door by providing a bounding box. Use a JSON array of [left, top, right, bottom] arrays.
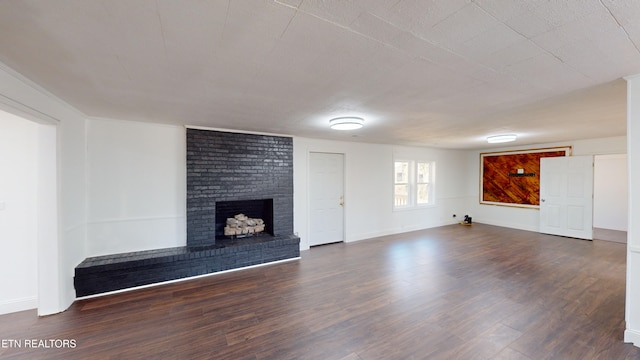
[[309, 152, 344, 246], [540, 155, 593, 240]]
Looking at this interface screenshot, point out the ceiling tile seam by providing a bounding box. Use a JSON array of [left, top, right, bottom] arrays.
[[154, 0, 168, 64], [241, 8, 299, 100], [380, 3, 553, 88], [88, 1, 141, 87], [220, 0, 231, 42], [273, 0, 300, 11], [344, 16, 480, 85], [305, 9, 498, 87], [270, 1, 508, 87], [396, 30, 523, 90], [429, 2, 475, 30], [362, 11, 435, 51], [95, 1, 130, 83], [472, 1, 595, 83], [597, 0, 640, 54], [275, 1, 423, 52], [385, 0, 404, 15], [472, 1, 563, 64], [286, 5, 354, 32], [277, 7, 298, 39], [231, 0, 298, 95], [115, 54, 133, 82], [285, 7, 405, 61]]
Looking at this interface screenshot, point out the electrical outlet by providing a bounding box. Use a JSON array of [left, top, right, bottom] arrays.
[[0, 201, 5, 211]]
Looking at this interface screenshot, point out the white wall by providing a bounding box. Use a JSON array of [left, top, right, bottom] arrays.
[[36, 123, 60, 315], [0, 62, 188, 313], [84, 126, 471, 255], [86, 118, 186, 256], [625, 74, 640, 347], [0, 111, 38, 314], [594, 154, 627, 231], [57, 113, 86, 314], [0, 62, 87, 315], [467, 136, 626, 232], [293, 137, 472, 250], [84, 127, 472, 255]]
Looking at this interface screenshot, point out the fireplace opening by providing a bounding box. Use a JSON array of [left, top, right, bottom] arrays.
[[215, 199, 274, 239]]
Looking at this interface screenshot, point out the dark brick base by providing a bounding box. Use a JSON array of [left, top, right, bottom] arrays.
[[74, 234, 300, 297]]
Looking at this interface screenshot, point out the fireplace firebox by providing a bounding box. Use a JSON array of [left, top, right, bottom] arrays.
[[215, 199, 274, 239]]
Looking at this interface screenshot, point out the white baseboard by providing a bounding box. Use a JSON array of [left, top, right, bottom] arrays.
[[593, 228, 627, 243], [347, 228, 400, 243], [625, 328, 640, 348], [0, 296, 37, 315], [473, 219, 539, 233], [347, 221, 456, 244]]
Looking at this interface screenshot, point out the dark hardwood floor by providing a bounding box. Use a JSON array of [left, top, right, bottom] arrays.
[[1, 224, 639, 359]]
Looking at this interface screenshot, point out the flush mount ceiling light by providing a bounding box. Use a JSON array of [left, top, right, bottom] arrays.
[[487, 134, 517, 143], [329, 117, 364, 130]]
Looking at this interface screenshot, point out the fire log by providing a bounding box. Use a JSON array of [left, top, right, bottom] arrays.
[[224, 214, 265, 237]]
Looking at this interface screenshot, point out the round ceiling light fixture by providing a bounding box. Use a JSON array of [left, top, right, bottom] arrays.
[[487, 134, 517, 143], [329, 117, 364, 130]]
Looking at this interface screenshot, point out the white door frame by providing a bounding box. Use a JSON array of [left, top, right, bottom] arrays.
[[0, 102, 61, 316]]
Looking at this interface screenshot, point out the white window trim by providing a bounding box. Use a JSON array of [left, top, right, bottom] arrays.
[[393, 159, 435, 210]]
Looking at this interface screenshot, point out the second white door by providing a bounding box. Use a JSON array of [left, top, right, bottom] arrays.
[[309, 152, 344, 246], [540, 155, 594, 240]]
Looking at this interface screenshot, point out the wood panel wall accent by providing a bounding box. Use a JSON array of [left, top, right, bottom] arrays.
[[480, 147, 571, 208]]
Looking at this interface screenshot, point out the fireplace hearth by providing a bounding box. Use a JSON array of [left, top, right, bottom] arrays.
[[74, 234, 299, 297]]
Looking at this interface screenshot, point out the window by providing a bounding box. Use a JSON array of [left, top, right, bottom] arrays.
[[394, 161, 409, 207], [416, 162, 431, 205], [394, 160, 435, 209]]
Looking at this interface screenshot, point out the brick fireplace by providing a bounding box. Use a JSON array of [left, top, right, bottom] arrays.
[[74, 129, 299, 297], [186, 129, 294, 246]]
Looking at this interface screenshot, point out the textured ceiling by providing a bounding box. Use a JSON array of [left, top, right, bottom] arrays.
[[0, 0, 638, 149]]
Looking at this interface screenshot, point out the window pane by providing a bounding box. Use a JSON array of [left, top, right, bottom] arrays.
[[394, 184, 409, 206], [417, 183, 429, 204], [417, 162, 429, 183], [395, 162, 409, 183]]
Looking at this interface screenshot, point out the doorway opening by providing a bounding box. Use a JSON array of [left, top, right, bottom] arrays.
[[593, 154, 628, 243], [0, 108, 58, 316], [0, 110, 38, 314]]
